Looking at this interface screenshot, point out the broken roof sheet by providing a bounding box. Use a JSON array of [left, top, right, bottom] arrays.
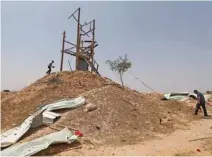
[[162, 92, 211, 102], [162, 92, 197, 101], [1, 96, 85, 148], [42, 111, 61, 124], [1, 128, 78, 156], [0, 116, 34, 148]]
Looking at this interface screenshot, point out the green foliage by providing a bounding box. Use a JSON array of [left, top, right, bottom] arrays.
[[106, 54, 132, 87]]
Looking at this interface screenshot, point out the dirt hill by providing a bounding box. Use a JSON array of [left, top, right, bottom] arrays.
[[1, 71, 196, 150], [55, 85, 195, 146], [1, 71, 108, 130]]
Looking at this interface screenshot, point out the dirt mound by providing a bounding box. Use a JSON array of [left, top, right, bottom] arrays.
[[1, 91, 17, 102], [1, 71, 109, 130], [53, 85, 194, 146], [1, 70, 196, 151]]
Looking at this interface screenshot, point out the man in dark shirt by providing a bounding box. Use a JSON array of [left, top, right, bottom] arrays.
[[46, 60, 54, 75], [194, 90, 208, 117]]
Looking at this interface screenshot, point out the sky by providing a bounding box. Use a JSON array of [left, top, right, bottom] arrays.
[[1, 1, 212, 93]]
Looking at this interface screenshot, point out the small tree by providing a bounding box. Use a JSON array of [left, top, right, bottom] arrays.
[[106, 54, 132, 88]]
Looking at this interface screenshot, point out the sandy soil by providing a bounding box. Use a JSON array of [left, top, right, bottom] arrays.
[[1, 71, 108, 130], [53, 117, 212, 156], [31, 106, 212, 156], [1, 71, 197, 147], [1, 71, 211, 156]]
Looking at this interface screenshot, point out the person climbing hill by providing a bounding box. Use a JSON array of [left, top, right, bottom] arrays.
[[46, 60, 55, 75]]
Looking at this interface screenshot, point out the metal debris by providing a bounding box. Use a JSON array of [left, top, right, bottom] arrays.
[[1, 128, 78, 156], [162, 92, 212, 103], [1, 97, 86, 148], [42, 111, 61, 124], [1, 116, 34, 148], [162, 92, 197, 101]]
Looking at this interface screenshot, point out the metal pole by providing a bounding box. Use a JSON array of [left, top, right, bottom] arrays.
[[60, 31, 66, 71], [68, 60, 72, 71], [91, 19, 95, 72], [81, 40, 84, 51], [75, 8, 81, 70], [68, 8, 79, 19]]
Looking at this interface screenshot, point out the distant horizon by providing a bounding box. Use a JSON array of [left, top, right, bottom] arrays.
[[1, 1, 212, 93]]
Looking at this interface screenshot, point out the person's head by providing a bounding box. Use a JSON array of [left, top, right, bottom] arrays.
[[52, 60, 54, 63], [193, 90, 199, 94]]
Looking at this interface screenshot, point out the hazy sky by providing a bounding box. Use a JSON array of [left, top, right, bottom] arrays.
[[1, 1, 212, 93]]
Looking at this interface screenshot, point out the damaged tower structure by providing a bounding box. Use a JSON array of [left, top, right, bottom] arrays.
[[60, 8, 100, 75]]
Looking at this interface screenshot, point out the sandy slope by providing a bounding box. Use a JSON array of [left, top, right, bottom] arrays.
[[33, 106, 212, 156], [32, 104, 212, 156], [2, 71, 211, 156], [53, 116, 212, 156]]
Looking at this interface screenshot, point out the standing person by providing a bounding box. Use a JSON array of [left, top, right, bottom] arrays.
[[193, 90, 208, 117], [46, 60, 54, 75]]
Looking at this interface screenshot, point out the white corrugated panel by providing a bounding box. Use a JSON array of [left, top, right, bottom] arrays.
[[0, 116, 33, 148], [42, 111, 61, 124], [1, 128, 78, 156], [0, 96, 86, 148], [44, 111, 60, 117]]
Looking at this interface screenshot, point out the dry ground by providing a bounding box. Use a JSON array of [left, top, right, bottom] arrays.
[[1, 71, 211, 156]]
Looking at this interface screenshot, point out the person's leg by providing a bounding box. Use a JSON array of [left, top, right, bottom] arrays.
[[194, 103, 200, 115], [201, 103, 208, 117], [46, 67, 51, 74]]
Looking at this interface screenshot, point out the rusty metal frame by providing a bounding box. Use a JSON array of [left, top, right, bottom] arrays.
[[60, 8, 99, 74]]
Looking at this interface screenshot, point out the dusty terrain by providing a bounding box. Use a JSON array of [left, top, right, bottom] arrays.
[[1, 71, 107, 130], [55, 85, 196, 146], [36, 117, 212, 156], [1, 71, 212, 155]]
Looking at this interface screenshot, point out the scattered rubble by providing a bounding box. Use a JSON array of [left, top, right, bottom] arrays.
[[84, 103, 97, 112]]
